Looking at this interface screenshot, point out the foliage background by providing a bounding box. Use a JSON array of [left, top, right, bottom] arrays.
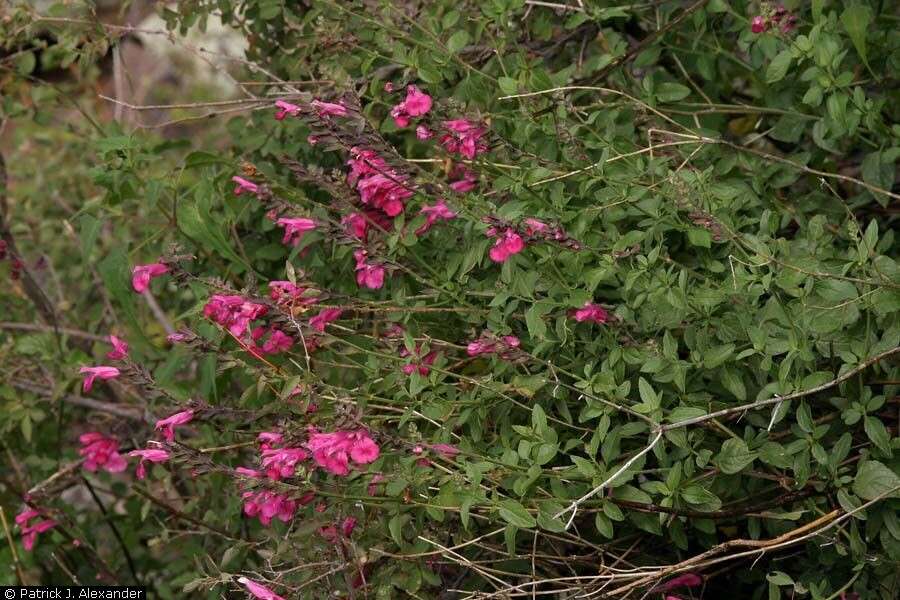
[[1, 0, 898, 598]]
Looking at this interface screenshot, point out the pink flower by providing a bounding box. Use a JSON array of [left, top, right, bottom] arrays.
[[232, 176, 259, 196], [275, 217, 316, 247], [79, 366, 120, 393], [235, 467, 262, 478], [342, 516, 358, 537], [347, 148, 414, 217], [79, 432, 127, 473], [429, 444, 460, 458], [106, 335, 129, 360], [15, 509, 56, 551], [488, 229, 525, 263], [390, 85, 432, 127], [319, 516, 358, 542], [311, 99, 348, 118], [523, 218, 549, 235], [651, 573, 703, 593], [416, 125, 433, 140], [467, 334, 520, 360], [309, 308, 342, 332], [268, 281, 314, 305], [572, 302, 609, 324], [367, 473, 385, 496], [751, 15, 767, 33], [258, 431, 284, 449], [274, 100, 301, 120], [383, 82, 395, 93], [416, 199, 456, 235], [307, 429, 380, 476], [449, 167, 478, 193], [440, 119, 488, 159], [128, 448, 169, 480], [238, 576, 285, 600], [203, 295, 268, 336], [354, 249, 386, 290], [155, 409, 194, 442], [251, 327, 294, 355], [131, 262, 169, 293], [241, 490, 297, 526], [400, 346, 438, 376], [261, 447, 309, 480], [167, 331, 191, 344], [342, 213, 369, 241]]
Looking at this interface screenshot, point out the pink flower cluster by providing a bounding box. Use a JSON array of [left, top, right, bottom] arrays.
[[467, 333, 521, 360], [106, 335, 129, 360], [309, 308, 342, 332], [354, 249, 386, 290], [16, 509, 56, 551], [203, 295, 269, 337], [268, 280, 316, 306], [79, 432, 127, 473], [275, 217, 316, 247], [449, 165, 478, 193], [751, 5, 796, 34], [487, 228, 525, 263], [273, 98, 348, 121], [307, 429, 380, 476], [128, 447, 170, 480], [400, 345, 438, 376], [131, 262, 169, 293], [261, 446, 309, 481], [251, 327, 294, 355], [347, 147, 414, 218], [242, 490, 299, 526], [440, 119, 488, 159], [390, 85, 432, 128], [571, 302, 609, 324], [416, 199, 456, 236]]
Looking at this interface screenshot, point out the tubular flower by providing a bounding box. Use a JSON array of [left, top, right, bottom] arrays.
[[309, 308, 342, 332], [261, 447, 309, 480], [232, 176, 259, 196], [131, 262, 169, 293], [571, 302, 609, 324], [238, 577, 285, 600], [415, 199, 456, 235], [487, 228, 525, 263], [203, 295, 269, 336], [390, 85, 432, 127], [155, 409, 194, 442], [268, 281, 315, 305], [306, 429, 380, 476], [79, 366, 120, 393], [257, 432, 283, 450], [354, 249, 386, 290], [106, 335, 129, 360], [241, 490, 297, 526], [341, 212, 369, 241], [347, 148, 414, 217], [651, 574, 703, 593], [15, 509, 56, 552], [251, 327, 294, 355], [128, 448, 170, 480], [79, 432, 127, 473], [467, 334, 521, 360], [449, 166, 478, 193], [273, 100, 301, 120], [275, 217, 316, 247], [400, 345, 438, 376], [416, 125, 434, 140], [311, 99, 348, 118], [440, 119, 488, 159], [429, 444, 460, 458]]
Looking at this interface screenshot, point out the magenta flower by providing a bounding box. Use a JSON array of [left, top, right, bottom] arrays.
[[79, 366, 120, 393], [309, 308, 342, 332], [203, 295, 269, 336], [131, 263, 169, 293], [166, 331, 190, 343], [523, 218, 549, 235], [307, 429, 380, 476], [232, 176, 259, 196], [488, 229, 525, 263], [651, 573, 703, 593], [258, 431, 284, 450], [400, 345, 438, 376], [311, 99, 348, 118], [354, 249, 386, 290], [416, 199, 456, 235], [128, 447, 169, 480], [241, 490, 297, 526], [251, 327, 294, 355], [429, 443, 460, 459], [571, 302, 609, 324], [347, 147, 414, 217], [449, 166, 478, 193], [319, 516, 358, 542], [273, 100, 301, 120], [261, 447, 309, 480], [234, 466, 262, 478], [367, 473, 385, 496], [106, 335, 129, 360], [416, 125, 434, 140], [342, 212, 369, 241], [440, 119, 488, 159], [268, 280, 313, 304], [467, 334, 520, 360], [155, 409, 194, 442], [79, 432, 127, 473], [390, 85, 432, 127], [15, 509, 56, 551], [275, 217, 316, 247], [238, 577, 285, 600], [751, 15, 767, 33]]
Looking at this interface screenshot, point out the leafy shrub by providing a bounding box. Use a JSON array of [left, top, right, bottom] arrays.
[[1, 1, 898, 599]]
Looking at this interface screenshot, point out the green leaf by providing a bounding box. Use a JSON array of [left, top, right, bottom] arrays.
[[656, 82, 691, 102], [852, 461, 900, 500], [840, 4, 873, 72], [498, 77, 518, 95], [715, 439, 757, 474], [78, 214, 102, 260], [447, 30, 471, 54], [864, 417, 892, 454], [766, 50, 793, 84], [498, 499, 535, 528]]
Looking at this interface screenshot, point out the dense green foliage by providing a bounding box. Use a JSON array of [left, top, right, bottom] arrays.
[[1, 1, 898, 598]]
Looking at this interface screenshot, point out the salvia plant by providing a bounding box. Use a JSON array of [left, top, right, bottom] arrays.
[[0, 0, 898, 599]]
